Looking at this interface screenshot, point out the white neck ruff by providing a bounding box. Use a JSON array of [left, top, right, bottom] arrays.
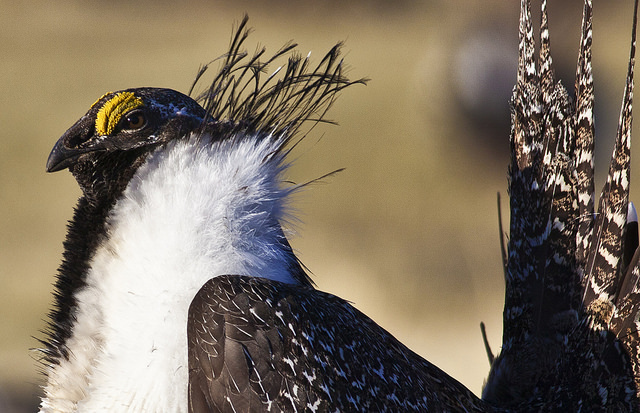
[[40, 133, 298, 412]]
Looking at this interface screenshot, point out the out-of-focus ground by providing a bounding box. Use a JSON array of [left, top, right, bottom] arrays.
[[1, 0, 638, 410]]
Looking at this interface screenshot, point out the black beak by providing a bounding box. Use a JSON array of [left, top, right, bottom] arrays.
[[46, 136, 95, 173], [46, 116, 104, 173]]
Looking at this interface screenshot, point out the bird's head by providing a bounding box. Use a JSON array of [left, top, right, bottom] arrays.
[[46, 88, 207, 202], [45, 17, 362, 207]]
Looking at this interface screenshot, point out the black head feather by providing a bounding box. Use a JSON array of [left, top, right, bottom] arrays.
[[189, 15, 366, 148]]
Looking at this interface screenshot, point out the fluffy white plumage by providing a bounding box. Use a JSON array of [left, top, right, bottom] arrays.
[[40, 132, 298, 412]]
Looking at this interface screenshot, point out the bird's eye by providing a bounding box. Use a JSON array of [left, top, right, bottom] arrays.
[[121, 110, 147, 131]]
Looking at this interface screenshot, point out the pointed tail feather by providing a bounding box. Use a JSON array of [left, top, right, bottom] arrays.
[[574, 0, 596, 266], [582, 0, 637, 316], [485, 0, 640, 408], [502, 0, 582, 353]]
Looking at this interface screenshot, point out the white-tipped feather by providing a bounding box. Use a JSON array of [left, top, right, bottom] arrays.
[[629, 202, 638, 224]]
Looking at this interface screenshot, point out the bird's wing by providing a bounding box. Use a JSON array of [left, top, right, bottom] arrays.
[[485, 0, 640, 410], [187, 275, 490, 413]]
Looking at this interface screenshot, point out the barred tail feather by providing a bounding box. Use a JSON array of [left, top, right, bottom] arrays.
[[484, 0, 640, 409], [582, 0, 636, 314], [574, 0, 596, 266], [609, 2, 640, 392], [501, 0, 582, 362]]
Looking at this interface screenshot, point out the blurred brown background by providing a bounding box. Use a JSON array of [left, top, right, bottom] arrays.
[[1, 0, 638, 411]]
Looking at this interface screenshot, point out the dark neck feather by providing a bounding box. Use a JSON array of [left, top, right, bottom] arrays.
[[41, 150, 147, 365]]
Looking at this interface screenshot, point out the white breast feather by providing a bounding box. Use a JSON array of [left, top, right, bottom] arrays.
[[40, 132, 298, 412]]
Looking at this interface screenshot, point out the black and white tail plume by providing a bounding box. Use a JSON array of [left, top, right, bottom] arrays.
[[483, 0, 640, 410]]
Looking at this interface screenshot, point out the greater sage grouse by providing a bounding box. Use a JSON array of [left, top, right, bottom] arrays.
[[37, 0, 640, 411]]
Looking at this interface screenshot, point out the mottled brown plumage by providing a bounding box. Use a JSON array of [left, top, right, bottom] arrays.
[[484, 0, 640, 411], [188, 276, 488, 412]]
